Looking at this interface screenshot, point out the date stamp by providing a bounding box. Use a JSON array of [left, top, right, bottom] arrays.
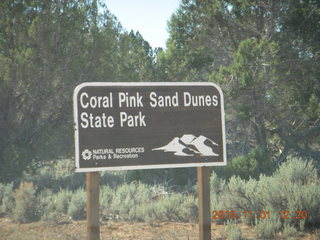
[[211, 210, 308, 221]]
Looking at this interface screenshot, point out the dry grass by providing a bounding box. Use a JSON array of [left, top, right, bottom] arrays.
[[0, 217, 317, 240]]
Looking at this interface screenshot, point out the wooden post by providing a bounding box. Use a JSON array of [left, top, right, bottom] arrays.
[[86, 172, 100, 240], [197, 166, 211, 240]]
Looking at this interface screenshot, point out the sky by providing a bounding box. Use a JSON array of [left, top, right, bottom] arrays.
[[104, 0, 181, 49]]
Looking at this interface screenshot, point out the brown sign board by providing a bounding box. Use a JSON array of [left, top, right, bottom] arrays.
[[73, 82, 226, 172]]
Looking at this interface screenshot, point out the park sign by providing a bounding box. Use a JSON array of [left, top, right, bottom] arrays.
[[73, 82, 226, 172]]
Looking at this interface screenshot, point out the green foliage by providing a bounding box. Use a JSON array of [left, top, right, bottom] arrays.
[[1, 160, 195, 224], [98, 182, 198, 223], [1, 157, 319, 231], [36, 188, 72, 224], [100, 185, 114, 220], [37, 189, 61, 224], [0, 0, 319, 230], [306, 94, 320, 121], [210, 170, 226, 193], [176, 194, 198, 222], [299, 219, 305, 232], [222, 176, 263, 226], [134, 202, 160, 224], [254, 218, 282, 239], [100, 171, 126, 187], [225, 221, 243, 240], [231, 39, 278, 87], [160, 0, 320, 166], [67, 189, 86, 220], [0, 0, 319, 190], [157, 194, 190, 222], [226, 147, 272, 179], [125, 167, 197, 187], [273, 157, 318, 184], [283, 223, 298, 238], [12, 182, 38, 223], [111, 182, 152, 220], [55, 189, 73, 214], [0, 0, 157, 182], [210, 170, 227, 224], [134, 193, 197, 223], [258, 158, 320, 227], [0, 182, 14, 216], [218, 157, 320, 229], [22, 159, 85, 192]]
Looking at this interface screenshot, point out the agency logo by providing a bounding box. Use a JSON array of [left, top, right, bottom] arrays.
[[82, 149, 92, 160]]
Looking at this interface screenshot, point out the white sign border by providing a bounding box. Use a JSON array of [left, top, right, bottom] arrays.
[[73, 82, 227, 172]]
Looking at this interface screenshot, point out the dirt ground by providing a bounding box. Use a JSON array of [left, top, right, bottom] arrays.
[[0, 217, 317, 240]]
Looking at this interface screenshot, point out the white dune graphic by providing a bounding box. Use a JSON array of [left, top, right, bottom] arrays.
[[153, 134, 219, 157]]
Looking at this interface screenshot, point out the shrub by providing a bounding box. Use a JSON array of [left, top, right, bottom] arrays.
[[13, 182, 38, 223], [221, 176, 263, 225], [135, 202, 160, 224], [299, 219, 305, 232], [225, 221, 243, 240], [59, 172, 85, 191], [210, 171, 227, 224], [53, 159, 76, 179], [22, 164, 56, 191], [55, 189, 72, 214], [210, 170, 226, 194], [161, 194, 197, 222], [22, 159, 85, 192], [219, 157, 320, 228], [111, 183, 152, 220], [261, 157, 320, 227], [67, 188, 86, 220], [132, 193, 197, 223], [273, 157, 318, 184], [283, 223, 298, 237], [37, 188, 75, 224], [0, 182, 15, 216], [104, 182, 198, 223], [177, 194, 198, 222], [100, 185, 114, 220], [254, 218, 281, 239], [286, 184, 320, 227], [158, 194, 184, 221], [125, 168, 197, 186], [0, 182, 10, 203], [224, 147, 272, 179], [100, 171, 125, 187], [37, 189, 61, 224], [256, 175, 287, 213]]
